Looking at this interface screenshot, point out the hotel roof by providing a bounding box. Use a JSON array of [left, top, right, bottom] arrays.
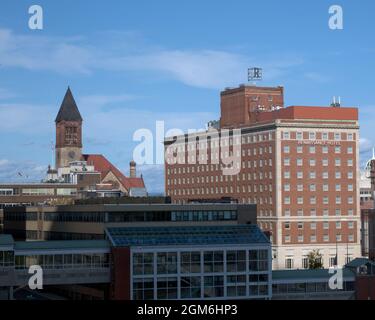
[[256, 105, 358, 123], [105, 225, 269, 247]]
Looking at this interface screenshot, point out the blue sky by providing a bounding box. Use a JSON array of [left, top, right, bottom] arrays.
[[0, 0, 375, 193]]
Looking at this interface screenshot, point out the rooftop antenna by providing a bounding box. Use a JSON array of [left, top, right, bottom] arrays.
[[331, 96, 341, 107], [50, 140, 55, 169]]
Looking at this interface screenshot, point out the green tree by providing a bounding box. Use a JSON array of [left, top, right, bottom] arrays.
[[307, 249, 324, 269]]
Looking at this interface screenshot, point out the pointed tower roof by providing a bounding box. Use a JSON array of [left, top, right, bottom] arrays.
[[55, 87, 83, 122]]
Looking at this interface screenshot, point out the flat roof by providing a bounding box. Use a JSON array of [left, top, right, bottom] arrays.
[[256, 105, 358, 122], [9, 203, 255, 213], [14, 240, 110, 251], [106, 225, 269, 247]]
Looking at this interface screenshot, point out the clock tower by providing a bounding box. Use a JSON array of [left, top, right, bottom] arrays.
[[55, 87, 83, 168]]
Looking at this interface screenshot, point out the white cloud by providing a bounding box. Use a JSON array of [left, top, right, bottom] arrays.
[[100, 50, 304, 89], [116, 50, 247, 89], [0, 28, 304, 89], [0, 29, 94, 74]]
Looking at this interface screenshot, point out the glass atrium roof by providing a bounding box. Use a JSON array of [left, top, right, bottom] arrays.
[[106, 225, 269, 247]]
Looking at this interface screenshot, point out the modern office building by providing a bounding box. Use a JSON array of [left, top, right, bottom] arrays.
[[165, 84, 361, 269], [0, 224, 271, 300], [2, 231, 374, 300], [3, 203, 257, 241], [0, 234, 111, 300], [107, 225, 272, 300]]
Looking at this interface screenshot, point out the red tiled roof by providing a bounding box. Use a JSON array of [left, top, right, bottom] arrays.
[[82, 154, 145, 190], [127, 177, 146, 188]]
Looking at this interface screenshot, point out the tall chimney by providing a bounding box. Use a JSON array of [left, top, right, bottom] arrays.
[[130, 160, 136, 178]]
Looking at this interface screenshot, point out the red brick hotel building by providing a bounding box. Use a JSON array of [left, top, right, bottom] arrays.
[[164, 85, 361, 270]]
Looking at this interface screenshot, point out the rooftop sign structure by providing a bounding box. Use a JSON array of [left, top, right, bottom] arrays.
[[248, 67, 263, 83]]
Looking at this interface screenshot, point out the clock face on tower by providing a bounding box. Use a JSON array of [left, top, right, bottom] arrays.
[[68, 151, 76, 159]]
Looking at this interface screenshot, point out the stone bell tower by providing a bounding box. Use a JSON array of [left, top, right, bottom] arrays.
[[55, 87, 83, 168]]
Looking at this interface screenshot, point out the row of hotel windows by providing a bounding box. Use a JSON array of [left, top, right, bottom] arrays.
[[284, 183, 354, 192], [169, 144, 354, 164], [168, 173, 274, 186], [166, 147, 274, 175], [284, 196, 355, 205], [282, 131, 354, 141], [168, 164, 354, 185], [168, 189, 274, 202], [283, 208, 355, 216], [168, 157, 355, 178], [133, 250, 269, 276], [283, 145, 353, 154], [167, 158, 354, 183], [166, 132, 275, 153], [167, 144, 274, 161], [284, 158, 353, 167], [168, 176, 355, 192], [133, 276, 269, 300], [284, 221, 355, 230], [166, 144, 354, 171], [283, 171, 354, 179], [177, 131, 356, 149], [168, 158, 274, 177], [285, 256, 353, 269], [284, 234, 355, 243]]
